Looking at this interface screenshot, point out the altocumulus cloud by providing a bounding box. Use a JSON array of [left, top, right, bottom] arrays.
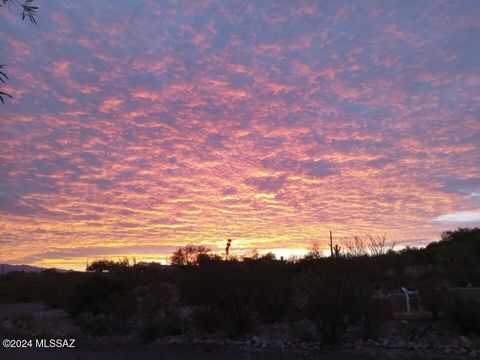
[[246, 175, 287, 193], [0, 0, 479, 269]]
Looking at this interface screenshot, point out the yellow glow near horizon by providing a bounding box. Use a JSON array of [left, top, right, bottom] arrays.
[[1, 1, 479, 270]]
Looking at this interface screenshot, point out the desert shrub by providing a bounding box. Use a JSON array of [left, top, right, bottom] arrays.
[[41, 271, 84, 308], [177, 260, 257, 337], [359, 295, 391, 340], [418, 285, 447, 320], [0, 271, 84, 309], [67, 272, 138, 335], [161, 309, 183, 336], [192, 307, 220, 333], [69, 273, 134, 317], [138, 318, 164, 342], [221, 302, 256, 338], [306, 271, 369, 345], [137, 310, 183, 342], [446, 296, 480, 335], [98, 290, 137, 320], [132, 262, 174, 283], [289, 319, 317, 342], [251, 265, 292, 323], [12, 313, 38, 333], [76, 312, 125, 335], [0, 272, 43, 303], [135, 281, 171, 317], [177, 257, 297, 336], [256, 288, 291, 323]]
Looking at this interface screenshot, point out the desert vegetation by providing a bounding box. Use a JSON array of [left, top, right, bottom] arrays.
[[1, 228, 480, 356]]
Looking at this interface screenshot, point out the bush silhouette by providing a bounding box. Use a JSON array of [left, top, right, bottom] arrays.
[[2, 227, 480, 342], [69, 273, 134, 318], [446, 295, 480, 334], [171, 244, 211, 266]]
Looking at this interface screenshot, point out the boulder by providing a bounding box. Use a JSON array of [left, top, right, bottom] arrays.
[[460, 336, 471, 348], [252, 335, 261, 344]]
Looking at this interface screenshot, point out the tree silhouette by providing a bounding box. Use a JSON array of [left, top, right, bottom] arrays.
[[86, 259, 116, 272], [170, 244, 211, 266], [0, 0, 38, 103]]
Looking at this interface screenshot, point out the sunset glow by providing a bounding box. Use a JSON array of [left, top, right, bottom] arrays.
[[1, 1, 479, 270]]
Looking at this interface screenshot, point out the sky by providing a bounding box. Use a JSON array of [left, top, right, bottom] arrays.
[[0, 0, 479, 270]]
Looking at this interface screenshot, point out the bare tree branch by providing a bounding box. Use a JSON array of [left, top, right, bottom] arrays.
[[342, 233, 395, 257]]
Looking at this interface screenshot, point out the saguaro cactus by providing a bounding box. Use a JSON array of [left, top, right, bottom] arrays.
[[333, 244, 341, 258], [329, 230, 333, 257]]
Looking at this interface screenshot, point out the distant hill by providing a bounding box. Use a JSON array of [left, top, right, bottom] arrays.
[[0, 264, 72, 274], [1, 264, 46, 274]]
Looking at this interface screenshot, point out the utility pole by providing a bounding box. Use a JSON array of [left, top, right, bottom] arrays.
[[329, 230, 333, 257]]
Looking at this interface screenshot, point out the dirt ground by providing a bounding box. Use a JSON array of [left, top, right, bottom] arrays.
[[0, 343, 467, 360]]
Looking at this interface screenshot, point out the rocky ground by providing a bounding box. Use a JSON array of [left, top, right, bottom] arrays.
[[150, 331, 479, 358], [1, 303, 479, 359], [0, 341, 474, 360]]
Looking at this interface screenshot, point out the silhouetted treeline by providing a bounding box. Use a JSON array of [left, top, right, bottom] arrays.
[[1, 228, 479, 343]]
